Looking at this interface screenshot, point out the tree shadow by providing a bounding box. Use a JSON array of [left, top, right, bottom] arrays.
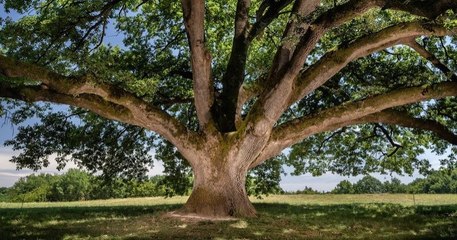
[[252, 203, 457, 240], [0, 204, 181, 239], [1, 202, 456, 239]]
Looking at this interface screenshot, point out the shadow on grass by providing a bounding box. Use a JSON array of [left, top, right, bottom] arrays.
[[1, 202, 456, 239], [0, 204, 181, 240]]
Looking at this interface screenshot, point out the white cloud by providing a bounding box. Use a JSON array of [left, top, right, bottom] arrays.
[[0, 171, 29, 178], [0, 146, 168, 187], [148, 160, 165, 176], [0, 148, 78, 187]]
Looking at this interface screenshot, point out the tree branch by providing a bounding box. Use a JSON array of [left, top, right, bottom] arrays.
[[269, 0, 319, 77], [0, 55, 201, 162], [247, 0, 294, 42], [250, 81, 457, 168], [275, 81, 457, 145], [287, 0, 457, 80], [384, 0, 457, 19], [215, 0, 298, 132], [364, 110, 457, 145], [290, 22, 455, 104], [0, 85, 134, 124], [246, 0, 457, 137], [405, 38, 457, 82], [244, 0, 395, 137], [181, 0, 214, 131], [374, 123, 403, 157], [235, 81, 264, 126], [215, 0, 251, 132]]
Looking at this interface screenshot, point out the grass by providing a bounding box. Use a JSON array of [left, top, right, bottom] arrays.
[[1, 194, 456, 239]]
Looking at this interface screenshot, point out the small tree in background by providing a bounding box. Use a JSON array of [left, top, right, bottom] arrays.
[[332, 180, 355, 194], [354, 176, 385, 194], [384, 178, 407, 193], [8, 174, 57, 202], [50, 169, 92, 201], [0, 187, 10, 202]]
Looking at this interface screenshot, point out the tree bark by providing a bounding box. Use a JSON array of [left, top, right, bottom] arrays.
[[180, 158, 256, 218]]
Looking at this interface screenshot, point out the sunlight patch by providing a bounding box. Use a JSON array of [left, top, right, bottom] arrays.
[[313, 212, 327, 217], [283, 228, 297, 234], [252, 231, 263, 236], [9, 219, 22, 225], [230, 220, 248, 229]]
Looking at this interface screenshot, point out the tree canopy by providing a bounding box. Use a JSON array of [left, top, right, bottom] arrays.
[[1, 0, 457, 217]]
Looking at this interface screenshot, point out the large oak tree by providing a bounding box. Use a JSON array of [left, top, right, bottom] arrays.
[[1, 0, 457, 217]]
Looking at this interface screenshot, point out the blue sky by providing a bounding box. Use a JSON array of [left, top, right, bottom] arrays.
[[0, 3, 442, 191]]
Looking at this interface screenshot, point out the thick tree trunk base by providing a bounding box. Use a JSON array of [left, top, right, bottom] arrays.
[[176, 164, 257, 218], [180, 187, 256, 218]]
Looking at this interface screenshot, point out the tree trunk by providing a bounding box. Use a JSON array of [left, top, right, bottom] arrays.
[[180, 160, 256, 218]]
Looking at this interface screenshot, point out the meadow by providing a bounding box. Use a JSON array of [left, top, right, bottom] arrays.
[[1, 194, 456, 239]]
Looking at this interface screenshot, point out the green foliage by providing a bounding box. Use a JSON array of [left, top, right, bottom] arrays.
[[154, 141, 193, 197], [7, 173, 56, 202], [3, 106, 156, 180], [353, 175, 386, 194], [330, 169, 457, 194], [289, 186, 320, 194], [4, 169, 171, 202], [408, 168, 457, 193], [49, 169, 91, 201], [0, 187, 10, 202], [332, 180, 355, 194], [384, 177, 408, 193], [246, 155, 285, 197]]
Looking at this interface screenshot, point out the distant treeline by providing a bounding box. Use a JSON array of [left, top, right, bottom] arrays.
[[0, 169, 180, 203], [1, 168, 457, 203], [290, 168, 457, 194]]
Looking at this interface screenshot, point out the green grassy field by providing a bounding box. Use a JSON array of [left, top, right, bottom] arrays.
[[1, 194, 456, 239]]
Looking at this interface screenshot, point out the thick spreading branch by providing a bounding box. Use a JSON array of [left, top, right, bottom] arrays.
[[0, 55, 201, 162], [290, 22, 455, 103], [215, 0, 251, 132], [181, 0, 214, 131], [216, 0, 298, 132], [269, 0, 319, 74], [250, 81, 457, 168], [0, 85, 134, 125], [280, 81, 457, 149], [247, 0, 457, 136], [233, 0, 319, 128], [288, 0, 457, 82], [249, 0, 392, 130]]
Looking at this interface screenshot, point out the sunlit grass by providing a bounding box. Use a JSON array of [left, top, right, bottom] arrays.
[[251, 194, 457, 206], [1, 194, 456, 239], [0, 196, 188, 209]]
